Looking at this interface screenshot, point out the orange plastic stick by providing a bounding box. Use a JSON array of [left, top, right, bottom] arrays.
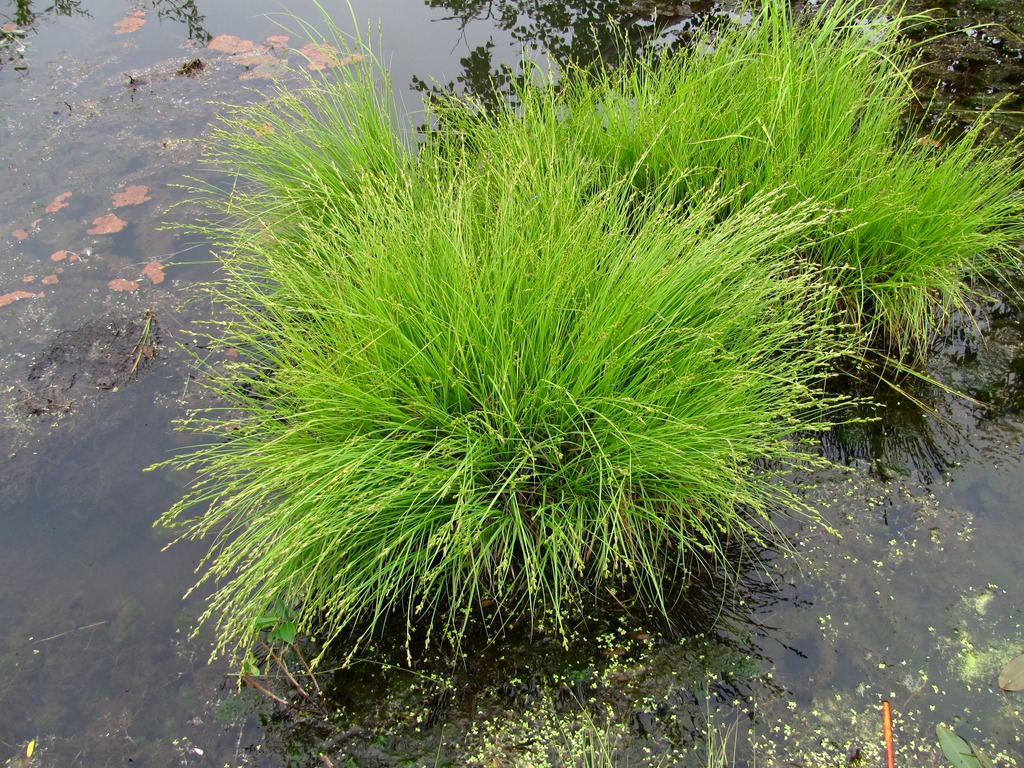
[[882, 700, 895, 768]]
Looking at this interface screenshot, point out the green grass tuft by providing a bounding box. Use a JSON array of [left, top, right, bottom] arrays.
[[156, 0, 1024, 662], [554, 0, 1024, 360], [156, 32, 851, 661]]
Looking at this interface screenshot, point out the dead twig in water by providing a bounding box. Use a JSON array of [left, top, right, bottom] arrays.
[[34, 620, 109, 644]]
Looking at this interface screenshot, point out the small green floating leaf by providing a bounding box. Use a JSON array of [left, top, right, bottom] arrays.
[[937, 724, 982, 768], [998, 652, 1024, 691]]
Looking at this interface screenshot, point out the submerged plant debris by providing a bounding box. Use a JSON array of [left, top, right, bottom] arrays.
[[114, 11, 147, 36], [23, 311, 162, 409], [85, 212, 127, 235], [111, 185, 151, 207]]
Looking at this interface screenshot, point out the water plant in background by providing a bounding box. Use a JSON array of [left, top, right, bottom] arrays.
[[553, 0, 1024, 362], [155, 16, 852, 662]]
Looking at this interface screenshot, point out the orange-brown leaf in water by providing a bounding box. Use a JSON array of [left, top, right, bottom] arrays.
[[22, 275, 35, 283], [300, 43, 364, 71], [265, 35, 289, 47], [41, 275, 59, 285], [1, 22, 21, 34], [209, 34, 255, 54], [142, 261, 165, 284], [115, 15, 147, 34], [112, 185, 151, 207], [12, 228, 28, 241], [0, 291, 38, 307], [107, 278, 139, 292], [45, 192, 73, 214], [50, 250, 70, 261], [87, 213, 127, 235]]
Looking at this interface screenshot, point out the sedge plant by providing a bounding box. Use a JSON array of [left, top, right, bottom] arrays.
[[156, 30, 854, 662], [554, 0, 1024, 362]]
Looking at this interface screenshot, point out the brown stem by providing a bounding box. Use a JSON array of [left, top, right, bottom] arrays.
[[261, 642, 317, 707], [240, 674, 292, 709], [290, 642, 323, 697]]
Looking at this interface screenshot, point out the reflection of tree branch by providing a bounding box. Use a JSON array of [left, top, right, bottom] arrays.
[[146, 0, 211, 44], [413, 0, 728, 113], [5, 0, 85, 29], [425, 0, 686, 68], [1, 0, 211, 71], [1, 0, 87, 70]]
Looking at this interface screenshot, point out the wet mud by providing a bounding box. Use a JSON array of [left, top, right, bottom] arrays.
[[20, 311, 161, 419]]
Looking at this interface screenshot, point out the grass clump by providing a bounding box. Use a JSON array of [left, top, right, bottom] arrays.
[[157, 32, 848, 660], [158, 0, 1024, 662], [556, 0, 1024, 361]]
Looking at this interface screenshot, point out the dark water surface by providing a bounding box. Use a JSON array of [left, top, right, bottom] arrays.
[[1, 1, 1022, 766]]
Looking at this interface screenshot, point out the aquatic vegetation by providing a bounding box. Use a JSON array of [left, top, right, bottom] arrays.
[[553, 0, 1024, 361], [937, 723, 999, 768], [237, 599, 326, 715], [156, 0, 1024, 664], [155, 23, 850, 660]]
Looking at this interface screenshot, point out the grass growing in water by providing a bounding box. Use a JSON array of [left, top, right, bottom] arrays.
[[156, 28, 850, 660], [552, 0, 1024, 361], [158, 0, 1024, 662]]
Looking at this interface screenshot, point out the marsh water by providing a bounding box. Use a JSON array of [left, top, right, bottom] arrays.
[[1, 1, 1023, 766]]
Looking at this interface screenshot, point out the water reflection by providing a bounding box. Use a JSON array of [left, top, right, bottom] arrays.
[[146, 0, 211, 44], [412, 0, 732, 111], [821, 378, 965, 484], [0, 372, 247, 765], [0, 0, 210, 72], [817, 286, 1024, 485], [414, 0, 1024, 136], [1, 0, 85, 71], [910, 0, 1024, 132]]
